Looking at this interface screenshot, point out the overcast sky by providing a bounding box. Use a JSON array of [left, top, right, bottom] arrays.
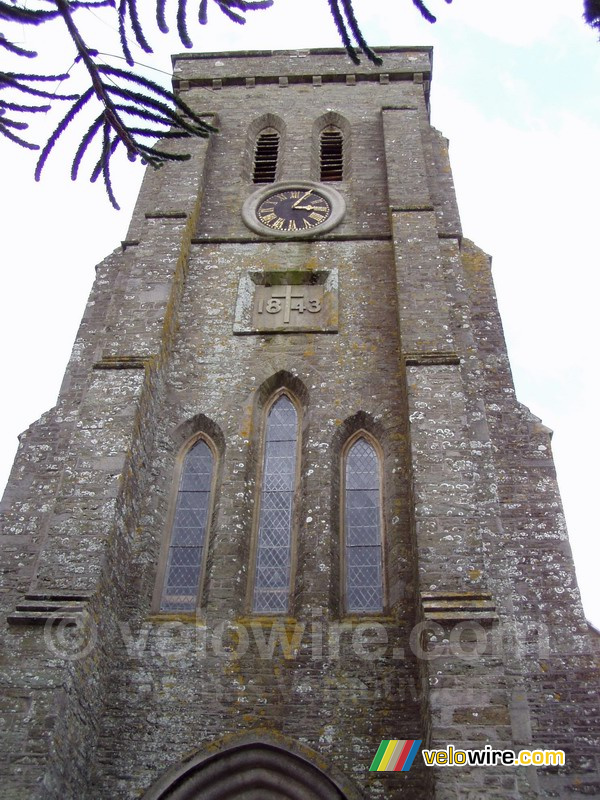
[[1, 0, 598, 627]]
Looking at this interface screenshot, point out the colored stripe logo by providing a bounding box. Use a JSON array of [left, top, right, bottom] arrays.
[[369, 739, 422, 772]]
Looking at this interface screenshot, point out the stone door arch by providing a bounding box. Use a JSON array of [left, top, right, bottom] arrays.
[[142, 739, 358, 800]]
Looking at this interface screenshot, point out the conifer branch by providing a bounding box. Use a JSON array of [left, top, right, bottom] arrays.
[[93, 121, 120, 208], [411, 0, 453, 24], [118, 0, 153, 66], [1, 72, 77, 100], [214, 1, 246, 25], [327, 0, 360, 64], [1, 115, 28, 130], [411, 0, 437, 24], [339, 0, 382, 64], [1, 0, 596, 209], [0, 35, 36, 58], [0, 68, 76, 149], [127, 128, 190, 137], [0, 120, 39, 147], [134, 141, 191, 160], [35, 87, 95, 178], [584, 0, 600, 30], [0, 2, 60, 24], [71, 114, 103, 179], [156, 0, 169, 33], [177, 0, 193, 48], [0, 98, 51, 112], [113, 102, 177, 128], [45, 0, 216, 206]]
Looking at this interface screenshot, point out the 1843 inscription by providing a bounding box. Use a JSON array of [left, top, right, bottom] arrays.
[[253, 285, 323, 327], [233, 270, 338, 335]]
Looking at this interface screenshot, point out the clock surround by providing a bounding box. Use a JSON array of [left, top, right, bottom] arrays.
[[242, 180, 345, 238]]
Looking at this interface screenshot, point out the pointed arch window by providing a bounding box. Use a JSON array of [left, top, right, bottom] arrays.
[[320, 126, 344, 181], [253, 127, 280, 183], [253, 394, 299, 613], [344, 436, 384, 613], [160, 438, 215, 612]]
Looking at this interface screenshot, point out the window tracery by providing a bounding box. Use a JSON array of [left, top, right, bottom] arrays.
[[159, 437, 215, 612], [343, 436, 384, 613], [252, 394, 299, 613]]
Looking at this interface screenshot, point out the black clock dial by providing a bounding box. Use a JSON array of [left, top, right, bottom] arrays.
[[256, 188, 332, 232]]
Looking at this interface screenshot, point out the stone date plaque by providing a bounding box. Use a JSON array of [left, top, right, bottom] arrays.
[[234, 270, 338, 334]]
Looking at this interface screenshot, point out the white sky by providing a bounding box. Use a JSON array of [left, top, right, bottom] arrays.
[[1, 0, 599, 627]]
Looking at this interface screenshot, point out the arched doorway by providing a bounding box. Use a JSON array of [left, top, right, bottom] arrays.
[[142, 740, 357, 800]]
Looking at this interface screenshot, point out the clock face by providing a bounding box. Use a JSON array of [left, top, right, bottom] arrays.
[[256, 188, 332, 233], [242, 181, 345, 238]]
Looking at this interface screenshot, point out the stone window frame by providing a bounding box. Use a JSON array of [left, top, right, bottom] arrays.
[[152, 432, 219, 615], [245, 113, 286, 184], [340, 429, 387, 615], [319, 125, 344, 182], [247, 387, 303, 615], [312, 111, 350, 183], [252, 127, 281, 184]]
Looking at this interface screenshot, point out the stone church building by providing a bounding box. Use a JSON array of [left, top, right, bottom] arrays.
[[1, 47, 598, 799]]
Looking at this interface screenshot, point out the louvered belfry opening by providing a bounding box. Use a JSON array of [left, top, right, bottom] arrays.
[[320, 126, 343, 181], [253, 128, 280, 183]]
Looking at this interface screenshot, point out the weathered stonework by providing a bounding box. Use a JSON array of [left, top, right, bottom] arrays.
[[0, 47, 598, 800]]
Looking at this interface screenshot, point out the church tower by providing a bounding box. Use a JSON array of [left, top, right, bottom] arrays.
[[1, 48, 598, 800]]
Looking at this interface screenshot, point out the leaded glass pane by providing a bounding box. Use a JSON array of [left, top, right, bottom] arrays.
[[161, 439, 213, 612], [345, 438, 383, 613], [253, 395, 298, 613]]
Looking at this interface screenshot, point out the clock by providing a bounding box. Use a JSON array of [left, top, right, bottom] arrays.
[[257, 188, 332, 232], [242, 181, 345, 238]]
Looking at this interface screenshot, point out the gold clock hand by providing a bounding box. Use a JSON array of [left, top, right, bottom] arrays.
[[291, 190, 312, 209], [293, 205, 329, 212]]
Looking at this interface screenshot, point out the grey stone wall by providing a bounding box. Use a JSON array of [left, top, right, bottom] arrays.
[[0, 47, 597, 800]]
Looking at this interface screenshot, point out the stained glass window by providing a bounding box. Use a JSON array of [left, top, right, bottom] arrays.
[[344, 437, 384, 613], [160, 439, 214, 612], [253, 395, 298, 613]]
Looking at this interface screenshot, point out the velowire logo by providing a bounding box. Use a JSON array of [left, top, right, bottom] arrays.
[[369, 740, 422, 772]]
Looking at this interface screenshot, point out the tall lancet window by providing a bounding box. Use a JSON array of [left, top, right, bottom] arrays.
[[252, 128, 280, 183], [253, 394, 299, 613], [160, 438, 214, 612], [344, 437, 384, 613]]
